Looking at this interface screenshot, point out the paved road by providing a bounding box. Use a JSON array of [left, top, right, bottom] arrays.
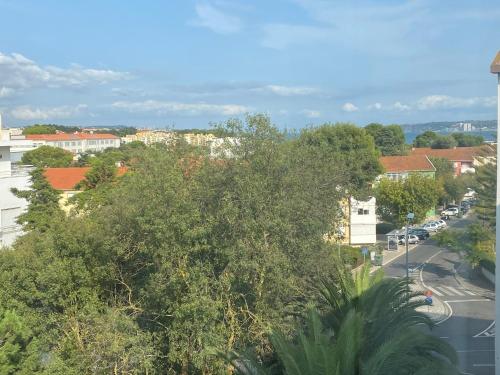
[[382, 217, 495, 375]]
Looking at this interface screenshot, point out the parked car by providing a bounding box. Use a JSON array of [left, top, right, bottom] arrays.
[[422, 222, 439, 232], [441, 207, 459, 216], [409, 228, 430, 240], [434, 220, 447, 229], [398, 234, 419, 245]]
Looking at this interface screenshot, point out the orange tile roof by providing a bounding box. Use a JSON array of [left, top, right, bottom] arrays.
[[410, 145, 493, 162], [380, 155, 435, 173], [44, 166, 128, 190], [26, 132, 119, 141]]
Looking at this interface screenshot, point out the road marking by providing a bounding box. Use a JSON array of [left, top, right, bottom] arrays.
[[427, 286, 444, 296], [473, 321, 495, 338], [444, 299, 490, 303], [436, 301, 453, 325], [439, 336, 449, 339], [472, 364, 495, 367], [440, 286, 464, 296], [463, 289, 477, 296]]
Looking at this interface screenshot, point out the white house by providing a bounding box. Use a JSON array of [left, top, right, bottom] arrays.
[[348, 197, 377, 245]]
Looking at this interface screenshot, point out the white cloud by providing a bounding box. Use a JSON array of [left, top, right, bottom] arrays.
[[11, 104, 88, 120], [367, 102, 382, 110], [342, 102, 359, 112], [392, 101, 411, 111], [300, 109, 321, 118], [258, 84, 319, 96], [112, 100, 250, 116], [0, 87, 14, 98], [416, 95, 496, 110], [0, 52, 129, 95], [192, 2, 242, 34]]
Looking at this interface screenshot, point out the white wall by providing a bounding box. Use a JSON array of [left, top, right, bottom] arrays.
[[349, 196, 377, 245], [0, 174, 30, 248], [0, 145, 12, 177]]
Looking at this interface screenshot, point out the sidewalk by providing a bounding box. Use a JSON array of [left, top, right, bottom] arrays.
[[368, 242, 419, 274]]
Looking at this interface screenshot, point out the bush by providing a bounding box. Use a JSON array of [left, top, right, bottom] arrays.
[[376, 222, 397, 234], [433, 229, 461, 250], [338, 245, 364, 267], [479, 259, 495, 274]]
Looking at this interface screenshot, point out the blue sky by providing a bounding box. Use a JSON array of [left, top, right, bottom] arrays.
[[0, 0, 499, 129]]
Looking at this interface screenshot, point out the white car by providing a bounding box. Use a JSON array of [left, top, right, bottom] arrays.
[[422, 222, 439, 232], [398, 234, 419, 245], [435, 220, 447, 229], [441, 208, 459, 216]]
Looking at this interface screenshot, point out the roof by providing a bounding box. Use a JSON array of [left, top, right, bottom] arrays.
[[26, 132, 119, 141], [380, 154, 435, 173], [491, 51, 500, 74], [410, 145, 494, 162], [44, 166, 128, 190]]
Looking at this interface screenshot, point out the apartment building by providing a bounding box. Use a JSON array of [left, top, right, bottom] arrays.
[[25, 132, 120, 154]]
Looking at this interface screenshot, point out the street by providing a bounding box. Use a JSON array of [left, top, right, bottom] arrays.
[[382, 217, 495, 375]]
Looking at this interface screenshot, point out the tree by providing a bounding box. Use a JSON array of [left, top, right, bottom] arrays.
[[11, 168, 64, 231], [475, 163, 496, 226], [365, 123, 406, 156], [22, 125, 57, 135], [431, 135, 457, 149], [375, 174, 442, 225], [228, 265, 459, 375], [451, 133, 484, 147], [297, 123, 382, 195], [21, 146, 73, 168], [413, 131, 438, 148], [429, 157, 454, 179]]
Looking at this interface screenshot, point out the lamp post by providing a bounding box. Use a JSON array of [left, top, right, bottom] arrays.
[[405, 212, 415, 285], [490, 51, 500, 375]]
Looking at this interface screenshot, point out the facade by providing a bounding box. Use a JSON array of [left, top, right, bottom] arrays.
[[26, 132, 120, 154], [379, 154, 436, 180], [0, 144, 31, 248], [328, 196, 377, 246], [122, 130, 176, 145], [410, 146, 495, 176]]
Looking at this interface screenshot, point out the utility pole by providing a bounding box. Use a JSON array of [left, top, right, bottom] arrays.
[[490, 51, 500, 375], [405, 212, 414, 295]]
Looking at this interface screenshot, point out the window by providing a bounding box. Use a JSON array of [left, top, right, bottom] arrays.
[[65, 141, 70, 146], [364, 209, 369, 215], [358, 208, 364, 215]]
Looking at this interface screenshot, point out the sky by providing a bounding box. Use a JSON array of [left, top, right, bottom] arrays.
[[0, 0, 499, 130]]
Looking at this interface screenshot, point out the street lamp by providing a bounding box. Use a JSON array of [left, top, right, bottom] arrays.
[[405, 212, 415, 284], [489, 51, 500, 375]]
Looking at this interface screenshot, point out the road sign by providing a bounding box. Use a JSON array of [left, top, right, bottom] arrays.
[[361, 247, 369, 256], [424, 296, 433, 305], [425, 290, 433, 297]]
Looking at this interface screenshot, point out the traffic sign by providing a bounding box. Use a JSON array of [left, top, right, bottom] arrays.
[[361, 247, 369, 256], [425, 290, 433, 297], [424, 296, 433, 305]]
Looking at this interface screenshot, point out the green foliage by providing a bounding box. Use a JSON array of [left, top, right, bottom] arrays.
[[229, 266, 459, 375], [376, 222, 397, 234], [94, 126, 137, 137], [413, 131, 438, 148], [375, 174, 442, 226], [22, 124, 80, 135], [475, 163, 496, 226], [365, 123, 406, 156], [431, 135, 457, 149], [297, 123, 382, 195], [450, 133, 484, 147], [430, 157, 454, 179], [11, 168, 64, 231], [21, 146, 73, 168]]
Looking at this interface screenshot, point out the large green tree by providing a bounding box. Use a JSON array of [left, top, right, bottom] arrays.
[[413, 131, 438, 148], [21, 146, 73, 168], [375, 174, 442, 225], [475, 163, 496, 226], [451, 133, 484, 147], [365, 123, 406, 156], [431, 135, 458, 149]]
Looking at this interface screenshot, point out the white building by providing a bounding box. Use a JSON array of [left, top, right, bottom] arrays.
[[0, 114, 37, 162], [348, 197, 377, 245], [25, 132, 120, 154]]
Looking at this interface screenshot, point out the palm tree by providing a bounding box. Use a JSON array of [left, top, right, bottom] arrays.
[[227, 264, 459, 375]]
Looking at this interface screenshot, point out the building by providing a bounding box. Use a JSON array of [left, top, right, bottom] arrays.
[[410, 145, 495, 176], [327, 196, 377, 246], [25, 132, 120, 154], [379, 154, 436, 180], [43, 166, 127, 212], [0, 145, 32, 247], [0, 114, 37, 162], [122, 130, 176, 145]]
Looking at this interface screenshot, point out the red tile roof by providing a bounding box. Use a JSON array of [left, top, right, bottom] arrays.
[[380, 155, 435, 173], [44, 166, 127, 190], [410, 145, 494, 161], [26, 132, 119, 141]]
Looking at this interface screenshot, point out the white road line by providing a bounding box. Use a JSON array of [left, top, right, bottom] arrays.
[[427, 286, 444, 296], [463, 289, 476, 296], [440, 286, 464, 296], [436, 301, 453, 325], [444, 299, 490, 303], [473, 321, 495, 338], [472, 364, 495, 367]]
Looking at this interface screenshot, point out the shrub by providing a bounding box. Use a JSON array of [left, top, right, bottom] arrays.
[[376, 222, 396, 234]]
